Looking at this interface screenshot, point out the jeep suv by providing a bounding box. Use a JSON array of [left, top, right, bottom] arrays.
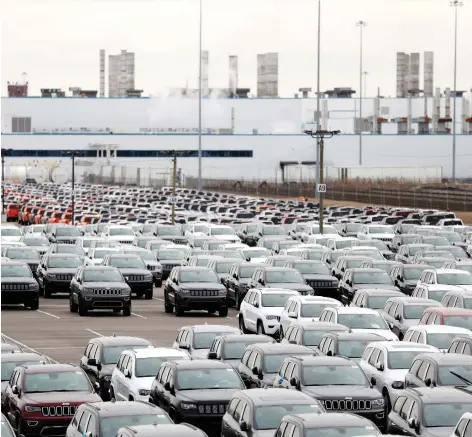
[[1, 261, 39, 310]]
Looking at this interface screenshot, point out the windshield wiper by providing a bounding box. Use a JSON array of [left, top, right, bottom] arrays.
[[450, 371, 472, 385]]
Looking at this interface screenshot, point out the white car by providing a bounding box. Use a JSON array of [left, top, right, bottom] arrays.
[[359, 341, 439, 408], [87, 247, 121, 266], [279, 295, 342, 336], [300, 225, 340, 243], [403, 325, 472, 351], [239, 288, 299, 336], [102, 225, 136, 244], [1, 226, 24, 242], [76, 236, 106, 255], [319, 307, 399, 341], [357, 224, 395, 244], [417, 268, 472, 292], [204, 225, 241, 243], [110, 347, 190, 402], [239, 247, 271, 263]]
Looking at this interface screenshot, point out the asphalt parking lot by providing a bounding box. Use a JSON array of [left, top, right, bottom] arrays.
[[1, 216, 238, 364]]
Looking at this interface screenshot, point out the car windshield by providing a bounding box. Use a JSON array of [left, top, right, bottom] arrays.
[[338, 313, 388, 330], [216, 262, 235, 273], [1, 361, 45, 381], [427, 333, 458, 349], [57, 245, 86, 255], [369, 227, 394, 234], [109, 227, 134, 236], [264, 353, 310, 374], [303, 330, 330, 346], [194, 332, 234, 349], [221, 251, 244, 259], [311, 226, 337, 234], [302, 365, 367, 386], [336, 240, 355, 249], [438, 365, 472, 385], [180, 270, 218, 283], [423, 403, 472, 427], [403, 304, 434, 319], [211, 228, 236, 236], [354, 250, 384, 260], [372, 262, 395, 272], [129, 251, 154, 261], [100, 414, 171, 437], [387, 351, 425, 369], [367, 296, 391, 310], [56, 227, 81, 237], [353, 272, 392, 285], [157, 227, 181, 236], [456, 265, 472, 275], [338, 340, 376, 358], [93, 249, 117, 259], [301, 304, 335, 318], [346, 260, 368, 269], [295, 263, 330, 275], [136, 357, 186, 377], [404, 268, 427, 280], [243, 249, 270, 259], [261, 293, 293, 307], [158, 250, 186, 260], [305, 427, 381, 437], [239, 266, 259, 278], [223, 341, 270, 360], [444, 316, 472, 330], [47, 257, 83, 268], [267, 271, 304, 283], [23, 238, 49, 246], [444, 234, 463, 243], [83, 269, 123, 283], [1, 264, 32, 277], [438, 273, 472, 285], [109, 257, 145, 269], [254, 404, 322, 430], [6, 249, 39, 260], [346, 224, 362, 232], [176, 368, 242, 390], [306, 251, 327, 261], [2, 228, 22, 236], [25, 371, 91, 393], [447, 247, 468, 258], [102, 345, 150, 364], [263, 227, 286, 235]]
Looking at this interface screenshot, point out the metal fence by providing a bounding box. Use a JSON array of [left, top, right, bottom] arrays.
[[83, 174, 169, 188]]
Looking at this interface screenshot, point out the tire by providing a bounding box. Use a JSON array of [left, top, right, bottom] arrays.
[[175, 301, 184, 317], [257, 321, 265, 335], [208, 309, 216, 315], [109, 386, 116, 401], [69, 296, 78, 313], [219, 307, 228, 317], [169, 408, 181, 424], [155, 280, 163, 288], [239, 316, 248, 334], [44, 284, 52, 298], [99, 384, 109, 401], [78, 299, 88, 316], [279, 327, 284, 341], [145, 290, 153, 300], [165, 302, 174, 314], [29, 300, 39, 310], [123, 306, 131, 317], [113, 309, 121, 313], [235, 291, 241, 310]]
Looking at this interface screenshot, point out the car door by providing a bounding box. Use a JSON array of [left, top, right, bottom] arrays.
[[160, 367, 173, 411], [116, 354, 129, 400], [406, 360, 428, 388], [246, 291, 260, 332], [359, 346, 375, 380], [221, 398, 241, 437], [84, 343, 101, 385], [280, 299, 292, 334]]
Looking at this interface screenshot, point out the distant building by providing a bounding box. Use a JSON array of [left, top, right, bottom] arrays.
[[7, 83, 28, 97], [396, 51, 434, 98], [108, 50, 135, 97], [257, 53, 279, 97]]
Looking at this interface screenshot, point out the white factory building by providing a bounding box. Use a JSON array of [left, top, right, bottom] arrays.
[[1, 93, 471, 184]]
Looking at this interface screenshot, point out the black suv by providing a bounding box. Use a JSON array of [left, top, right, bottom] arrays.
[[66, 401, 171, 437], [148, 360, 245, 431], [390, 264, 433, 296], [237, 343, 314, 389], [2, 248, 41, 280], [225, 262, 265, 309], [1, 261, 39, 310], [36, 253, 83, 298], [221, 388, 324, 437], [79, 336, 154, 400], [273, 356, 386, 429], [247, 267, 314, 295], [164, 267, 228, 317], [102, 254, 153, 299], [207, 334, 275, 367], [388, 387, 472, 437], [405, 353, 472, 388], [69, 266, 132, 316]]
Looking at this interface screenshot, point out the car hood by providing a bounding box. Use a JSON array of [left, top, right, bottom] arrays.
[[304, 274, 337, 282], [191, 349, 211, 360], [83, 281, 129, 289], [302, 385, 381, 399], [350, 329, 398, 341], [2, 277, 37, 284], [181, 283, 226, 290], [267, 283, 313, 292], [116, 268, 150, 275], [422, 427, 455, 437], [22, 391, 101, 404], [211, 235, 240, 242], [249, 257, 268, 263], [354, 284, 398, 291], [177, 388, 241, 402], [99, 364, 116, 377], [47, 268, 80, 274], [159, 259, 182, 265]]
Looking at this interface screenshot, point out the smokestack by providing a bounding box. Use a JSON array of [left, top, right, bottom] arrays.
[[409, 53, 420, 93], [229, 55, 238, 97], [99, 49, 105, 97], [396, 52, 408, 98], [424, 51, 434, 97], [201, 50, 209, 97]]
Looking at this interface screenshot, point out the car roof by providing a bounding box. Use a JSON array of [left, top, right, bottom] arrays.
[[86, 401, 165, 417], [246, 343, 313, 354], [122, 347, 190, 359], [214, 258, 244, 263], [333, 307, 380, 315], [288, 412, 373, 428], [287, 296, 341, 304], [215, 334, 273, 343], [387, 297, 440, 305], [324, 332, 385, 341], [89, 336, 153, 347], [416, 352, 472, 365], [359, 289, 404, 296], [21, 363, 80, 373], [256, 288, 299, 295], [413, 325, 472, 334], [424, 307, 472, 315], [367, 341, 439, 352], [1, 352, 47, 362], [46, 253, 82, 258], [121, 424, 203, 436], [183, 324, 240, 333], [239, 388, 318, 406], [399, 387, 472, 403], [351, 268, 386, 273], [178, 266, 212, 271], [436, 269, 470, 275], [1, 261, 30, 267], [170, 360, 233, 370], [293, 322, 350, 331]]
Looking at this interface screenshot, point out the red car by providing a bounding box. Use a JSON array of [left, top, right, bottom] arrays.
[[419, 307, 472, 330], [5, 203, 21, 222]]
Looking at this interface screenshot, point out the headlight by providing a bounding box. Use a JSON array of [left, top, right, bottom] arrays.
[[219, 289, 227, 295], [392, 381, 404, 389], [266, 315, 279, 320], [138, 389, 150, 396], [180, 403, 197, 410], [29, 283, 38, 288], [84, 288, 95, 294], [145, 273, 153, 279], [180, 289, 189, 294], [102, 375, 111, 381], [25, 406, 42, 413], [372, 398, 385, 407], [124, 276, 129, 281], [156, 265, 163, 271], [46, 273, 56, 278]]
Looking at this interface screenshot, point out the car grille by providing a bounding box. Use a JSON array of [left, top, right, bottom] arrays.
[[308, 280, 336, 288], [190, 290, 219, 297], [324, 399, 372, 411], [197, 404, 227, 415], [119, 240, 133, 244], [163, 264, 178, 270], [173, 239, 186, 244], [377, 237, 392, 242], [56, 274, 74, 281], [41, 405, 77, 417], [58, 240, 75, 244], [1, 283, 29, 290], [92, 288, 123, 295], [125, 275, 147, 282]]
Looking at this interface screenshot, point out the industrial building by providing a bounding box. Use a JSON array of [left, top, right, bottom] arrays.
[[396, 51, 434, 98], [107, 49, 136, 97], [257, 53, 279, 97]]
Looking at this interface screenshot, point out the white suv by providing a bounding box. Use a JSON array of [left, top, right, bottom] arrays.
[[110, 347, 190, 402], [279, 295, 342, 336], [417, 268, 472, 292], [238, 288, 298, 337], [403, 325, 472, 351]]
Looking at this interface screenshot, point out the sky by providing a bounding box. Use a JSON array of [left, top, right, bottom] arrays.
[[1, 0, 472, 98]]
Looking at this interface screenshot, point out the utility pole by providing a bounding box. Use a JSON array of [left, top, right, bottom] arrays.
[[356, 20, 367, 166], [304, 130, 341, 234], [314, 0, 322, 201], [197, 0, 203, 190], [172, 154, 177, 225], [1, 149, 12, 214], [64, 151, 81, 225]]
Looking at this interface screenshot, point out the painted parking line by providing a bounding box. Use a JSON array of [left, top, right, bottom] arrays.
[[131, 312, 147, 319], [1, 334, 58, 363], [85, 329, 104, 337], [36, 310, 61, 319], [153, 297, 165, 302]]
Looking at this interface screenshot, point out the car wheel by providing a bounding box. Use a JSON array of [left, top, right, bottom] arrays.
[[175, 301, 184, 317], [239, 316, 248, 333], [208, 309, 216, 315], [44, 284, 52, 298], [145, 290, 153, 300], [109, 386, 116, 401], [123, 306, 131, 317], [257, 321, 265, 335], [69, 296, 78, 313], [29, 300, 39, 311], [235, 291, 240, 310], [279, 327, 284, 341], [155, 280, 162, 288], [218, 307, 228, 317], [78, 299, 87, 316]]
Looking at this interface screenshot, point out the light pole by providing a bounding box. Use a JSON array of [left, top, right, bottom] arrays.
[[64, 151, 81, 225], [197, 0, 203, 190], [451, 0, 463, 183], [356, 20, 367, 166], [314, 0, 322, 201], [363, 71, 368, 98], [1, 148, 12, 214], [304, 130, 341, 234]]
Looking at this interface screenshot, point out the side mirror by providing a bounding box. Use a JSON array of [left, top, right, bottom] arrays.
[[252, 366, 259, 376], [408, 418, 416, 429], [173, 278, 178, 284], [87, 358, 97, 366], [164, 381, 172, 391], [93, 382, 100, 393], [341, 267, 345, 272], [326, 350, 333, 357], [124, 369, 131, 378], [395, 314, 402, 321], [240, 421, 250, 432], [371, 376, 377, 386], [376, 362, 384, 372], [12, 385, 20, 395], [207, 352, 217, 360], [233, 273, 237, 279], [254, 302, 259, 308], [290, 377, 298, 387], [425, 378, 433, 387], [397, 275, 402, 281], [179, 343, 189, 350]]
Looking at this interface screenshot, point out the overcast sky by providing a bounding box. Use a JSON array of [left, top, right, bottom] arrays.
[[2, 0, 471, 98]]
